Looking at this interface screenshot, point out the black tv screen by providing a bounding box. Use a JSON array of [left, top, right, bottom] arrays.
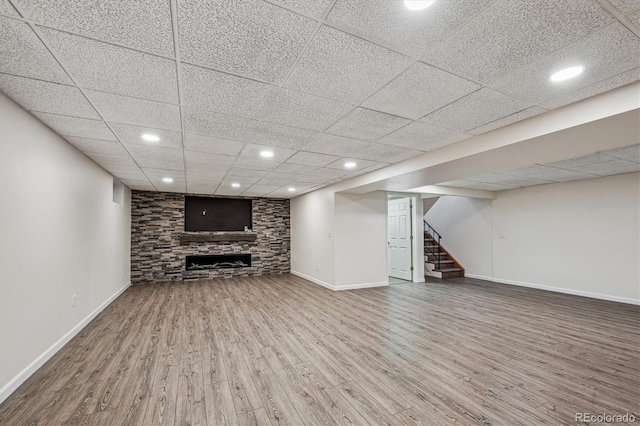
[[185, 197, 252, 232]]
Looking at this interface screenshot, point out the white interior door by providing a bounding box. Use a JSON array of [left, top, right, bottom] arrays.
[[388, 197, 412, 281]]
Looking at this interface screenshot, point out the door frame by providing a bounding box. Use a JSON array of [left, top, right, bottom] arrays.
[[386, 193, 424, 283]]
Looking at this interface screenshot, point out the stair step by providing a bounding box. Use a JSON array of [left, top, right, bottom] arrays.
[[434, 268, 462, 272], [424, 245, 440, 249], [435, 267, 464, 279], [425, 253, 447, 258], [425, 260, 454, 265]]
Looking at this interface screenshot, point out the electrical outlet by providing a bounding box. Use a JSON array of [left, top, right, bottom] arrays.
[[72, 294, 76, 307]]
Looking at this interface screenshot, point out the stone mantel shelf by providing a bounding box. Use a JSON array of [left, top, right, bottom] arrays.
[[179, 232, 258, 244]]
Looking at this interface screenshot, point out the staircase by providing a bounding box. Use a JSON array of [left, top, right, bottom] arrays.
[[424, 221, 465, 279]]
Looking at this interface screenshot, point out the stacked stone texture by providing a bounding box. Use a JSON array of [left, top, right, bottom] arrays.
[[131, 191, 290, 284]]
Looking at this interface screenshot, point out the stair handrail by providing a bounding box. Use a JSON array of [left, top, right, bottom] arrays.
[[424, 220, 442, 271]]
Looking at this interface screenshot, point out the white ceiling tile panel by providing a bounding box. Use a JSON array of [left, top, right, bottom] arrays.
[[85, 90, 181, 130], [112, 171, 148, 180], [567, 158, 640, 175], [215, 186, 246, 196], [39, 27, 178, 103], [324, 157, 377, 171], [135, 158, 184, 170], [273, 163, 318, 174], [100, 164, 144, 175], [600, 144, 640, 162], [65, 136, 129, 156], [109, 123, 184, 149], [295, 174, 332, 184], [185, 170, 227, 181], [84, 152, 136, 166], [0, 73, 99, 118], [0, 17, 71, 84], [222, 175, 261, 186], [490, 175, 554, 187], [125, 183, 157, 191], [257, 172, 300, 186], [608, 0, 640, 14], [307, 167, 352, 179], [422, 0, 615, 84], [326, 108, 411, 141], [142, 168, 185, 178], [262, 88, 354, 131], [239, 144, 296, 162], [286, 25, 414, 104], [544, 153, 616, 169], [14, 0, 174, 55], [468, 106, 548, 135], [327, 0, 496, 58], [301, 134, 371, 157], [150, 176, 186, 192], [422, 88, 532, 132], [232, 157, 281, 171], [126, 145, 184, 162], [224, 168, 270, 179], [181, 63, 276, 119], [362, 62, 481, 120], [489, 23, 640, 104], [279, 181, 315, 191], [0, 0, 20, 17], [186, 161, 231, 176], [184, 109, 250, 140], [463, 182, 519, 191], [241, 122, 318, 150], [377, 121, 468, 151], [525, 168, 598, 183], [629, 8, 640, 28], [285, 151, 340, 167], [184, 151, 236, 167], [184, 134, 244, 156], [32, 111, 117, 140], [499, 164, 558, 177], [178, 0, 315, 83], [241, 184, 281, 196], [539, 67, 640, 110], [438, 179, 479, 188], [354, 143, 422, 163], [186, 183, 218, 195], [267, 0, 331, 18]]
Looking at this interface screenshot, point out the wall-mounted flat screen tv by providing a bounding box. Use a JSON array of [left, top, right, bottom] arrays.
[[185, 196, 252, 232]]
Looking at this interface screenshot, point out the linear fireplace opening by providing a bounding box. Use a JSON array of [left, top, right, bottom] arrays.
[[186, 254, 251, 270]]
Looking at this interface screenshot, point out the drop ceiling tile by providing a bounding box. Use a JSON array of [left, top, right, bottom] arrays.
[[362, 62, 481, 120], [181, 63, 276, 119], [526, 168, 598, 182], [0, 1, 19, 17], [499, 164, 558, 177], [422, 88, 531, 132], [308, 167, 352, 179], [491, 175, 554, 187], [184, 109, 250, 140], [125, 183, 157, 191], [186, 161, 231, 176], [39, 27, 178, 103], [185, 151, 236, 167], [186, 170, 228, 181], [539, 68, 640, 110], [112, 171, 148, 181], [273, 163, 318, 174], [569, 158, 640, 175], [267, 0, 331, 18], [15, 0, 174, 55], [126, 145, 184, 162], [242, 122, 317, 150], [109, 123, 184, 149], [32, 112, 117, 140], [136, 158, 184, 171], [185, 134, 245, 156], [295, 174, 332, 184], [354, 143, 422, 163], [544, 153, 615, 169], [150, 176, 187, 192], [257, 174, 298, 186], [85, 152, 136, 167], [326, 108, 411, 141], [422, 0, 614, 84], [231, 157, 282, 172], [439, 179, 484, 188], [66, 136, 129, 156], [0, 17, 71, 84], [242, 184, 281, 196], [85, 90, 181, 130], [327, 0, 495, 58], [286, 25, 413, 104], [0, 74, 99, 118], [101, 164, 144, 175], [377, 121, 468, 151], [600, 144, 640, 162], [142, 168, 186, 178], [222, 175, 261, 186], [225, 168, 270, 179], [280, 181, 315, 191], [608, 0, 640, 15], [465, 182, 519, 191], [489, 23, 640, 104], [262, 89, 354, 131], [119, 177, 152, 186], [187, 182, 219, 195], [468, 106, 548, 135], [345, 162, 389, 177], [239, 144, 296, 162], [324, 158, 377, 171], [285, 151, 340, 167], [629, 9, 640, 28], [215, 186, 245, 196], [179, 0, 315, 83], [302, 134, 371, 158]]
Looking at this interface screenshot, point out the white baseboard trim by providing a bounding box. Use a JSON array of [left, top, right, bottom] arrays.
[[0, 281, 132, 404], [465, 274, 639, 305], [290, 271, 388, 291], [414, 277, 426, 283]]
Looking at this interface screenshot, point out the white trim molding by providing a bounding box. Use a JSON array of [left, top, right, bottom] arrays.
[[465, 274, 640, 305], [291, 271, 388, 291], [0, 281, 132, 404]]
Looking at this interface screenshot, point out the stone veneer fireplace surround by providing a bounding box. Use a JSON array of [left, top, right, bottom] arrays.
[[130, 191, 290, 284]]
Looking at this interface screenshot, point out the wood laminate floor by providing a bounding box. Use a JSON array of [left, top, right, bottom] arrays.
[[0, 274, 638, 425]]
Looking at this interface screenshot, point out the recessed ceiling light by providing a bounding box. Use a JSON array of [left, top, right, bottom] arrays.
[[288, 187, 296, 192], [344, 161, 357, 169], [549, 66, 584, 82], [162, 177, 173, 183], [141, 134, 160, 142], [404, 0, 435, 11], [231, 183, 241, 188], [260, 150, 274, 158]]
